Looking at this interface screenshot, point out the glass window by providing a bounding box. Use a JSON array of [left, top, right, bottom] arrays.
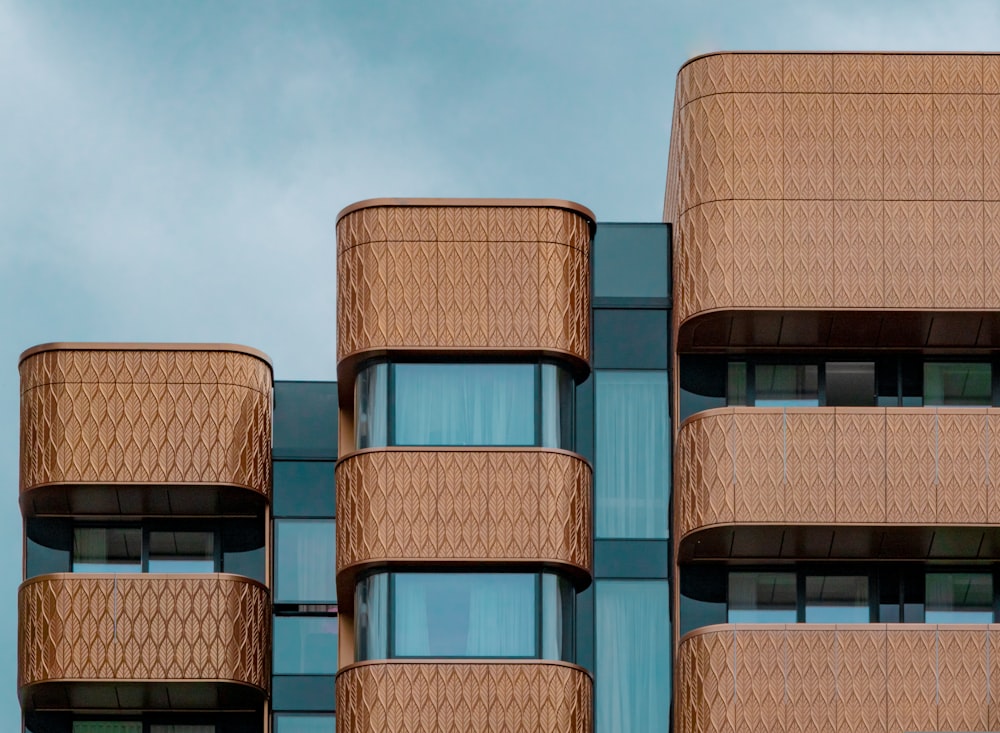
[[221, 520, 265, 583], [150, 727, 216, 733], [755, 364, 818, 406], [274, 381, 339, 459], [275, 520, 336, 604], [356, 573, 389, 661], [805, 575, 869, 623], [595, 580, 670, 733], [680, 566, 727, 637], [728, 572, 796, 623], [541, 573, 575, 661], [727, 362, 748, 405], [273, 461, 337, 517], [593, 223, 669, 299], [73, 724, 142, 733], [826, 362, 876, 407], [148, 531, 215, 574], [73, 528, 141, 573], [924, 362, 992, 406], [274, 616, 339, 674], [925, 572, 993, 623], [393, 573, 536, 657], [355, 362, 388, 449], [541, 363, 575, 449], [595, 371, 669, 538], [274, 715, 336, 733]]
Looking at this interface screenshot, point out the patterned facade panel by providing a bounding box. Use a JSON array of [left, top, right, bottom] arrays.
[[731, 53, 783, 94], [989, 414, 1000, 524], [834, 200, 884, 309], [679, 95, 733, 212], [677, 202, 733, 324], [733, 410, 784, 523], [835, 627, 887, 733], [883, 54, 934, 93], [782, 93, 834, 200], [732, 200, 782, 308], [834, 409, 887, 524], [885, 411, 937, 523], [933, 201, 985, 309], [884, 92, 934, 200], [18, 574, 269, 695], [335, 662, 592, 733], [834, 54, 883, 93], [19, 349, 271, 501], [676, 630, 734, 733], [734, 628, 785, 731], [936, 411, 988, 523], [677, 52, 732, 108], [676, 411, 735, 539], [984, 97, 1000, 201], [833, 94, 883, 200], [336, 204, 592, 373], [937, 627, 989, 731], [883, 200, 935, 309], [986, 202, 1000, 309], [732, 93, 783, 201], [784, 628, 836, 733], [784, 411, 836, 523], [886, 627, 937, 732], [783, 201, 834, 308], [933, 93, 984, 200], [335, 449, 592, 579], [783, 53, 833, 93], [934, 54, 983, 93]]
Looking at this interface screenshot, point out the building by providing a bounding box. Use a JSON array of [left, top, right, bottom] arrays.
[[16, 51, 1000, 733]]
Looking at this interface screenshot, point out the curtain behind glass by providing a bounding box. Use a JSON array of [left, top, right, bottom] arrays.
[[393, 364, 534, 445], [595, 371, 669, 538], [276, 520, 336, 603], [596, 580, 670, 733], [356, 363, 388, 448], [356, 573, 389, 660]]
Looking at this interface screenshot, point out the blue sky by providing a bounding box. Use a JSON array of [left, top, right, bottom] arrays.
[[4, 0, 1000, 723]]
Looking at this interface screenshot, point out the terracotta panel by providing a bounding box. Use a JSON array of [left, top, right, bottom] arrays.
[[886, 411, 937, 523], [933, 94, 984, 200], [989, 628, 1000, 730], [731, 53, 783, 93], [937, 627, 989, 731], [18, 574, 269, 702], [784, 411, 835, 523], [488, 241, 538, 349], [732, 200, 783, 308], [439, 240, 490, 347], [883, 93, 934, 200], [384, 451, 438, 559], [833, 94, 884, 200], [985, 96, 1000, 201], [537, 243, 590, 365], [19, 348, 271, 504], [884, 201, 935, 308], [834, 409, 887, 524], [936, 410, 988, 523], [934, 54, 982, 93], [335, 661, 591, 733], [679, 95, 733, 213], [835, 626, 887, 733], [886, 626, 937, 733], [437, 451, 489, 559], [733, 410, 785, 523], [985, 202, 1000, 309], [676, 412, 735, 539], [676, 629, 734, 733], [679, 202, 733, 322], [732, 93, 783, 200], [883, 54, 934, 93], [933, 201, 985, 308], [834, 200, 884, 308], [984, 55, 1000, 93], [734, 628, 785, 731], [783, 53, 833, 93], [436, 206, 489, 242], [783, 201, 834, 307], [833, 54, 883, 93], [989, 413, 1000, 524], [782, 93, 833, 200], [785, 627, 836, 733], [679, 52, 732, 107], [385, 239, 439, 347]]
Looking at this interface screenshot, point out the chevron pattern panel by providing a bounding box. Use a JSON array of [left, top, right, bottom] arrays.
[[19, 347, 272, 499], [336, 449, 592, 580], [335, 661, 592, 733], [18, 574, 269, 695], [337, 203, 592, 373]]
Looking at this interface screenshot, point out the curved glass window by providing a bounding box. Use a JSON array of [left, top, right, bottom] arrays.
[[355, 571, 575, 662], [355, 362, 575, 449]]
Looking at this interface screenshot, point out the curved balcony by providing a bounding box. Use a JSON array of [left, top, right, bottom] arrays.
[[18, 573, 269, 711], [676, 407, 1000, 561], [19, 344, 272, 516], [336, 660, 592, 733], [677, 623, 1000, 732], [336, 199, 594, 383], [336, 448, 592, 607]]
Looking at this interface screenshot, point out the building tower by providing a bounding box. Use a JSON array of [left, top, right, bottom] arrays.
[[671, 52, 1000, 731], [332, 199, 595, 731], [18, 344, 272, 732]]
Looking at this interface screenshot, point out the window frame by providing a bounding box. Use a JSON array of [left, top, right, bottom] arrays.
[[69, 521, 230, 574]]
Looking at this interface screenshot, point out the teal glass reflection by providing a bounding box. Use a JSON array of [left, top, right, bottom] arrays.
[[274, 714, 335, 733], [924, 362, 991, 406], [728, 572, 796, 623], [805, 575, 869, 623], [926, 572, 993, 623], [754, 364, 819, 407], [273, 616, 339, 674], [72, 527, 141, 573], [275, 520, 336, 603]]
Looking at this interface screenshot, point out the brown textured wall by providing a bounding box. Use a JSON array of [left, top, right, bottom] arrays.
[[677, 624, 1000, 733], [664, 53, 1000, 333], [19, 346, 272, 502], [336, 448, 592, 596], [676, 407, 1000, 543], [336, 660, 592, 733], [336, 201, 593, 380], [18, 574, 269, 702]]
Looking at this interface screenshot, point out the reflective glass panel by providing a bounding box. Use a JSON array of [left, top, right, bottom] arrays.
[[595, 580, 670, 733], [826, 362, 876, 407], [755, 364, 819, 406], [273, 461, 337, 517], [595, 371, 670, 538], [276, 520, 336, 603], [148, 531, 215, 573], [356, 573, 389, 661], [541, 364, 575, 449], [150, 727, 216, 733], [274, 715, 336, 733], [727, 362, 747, 406], [393, 364, 535, 446], [924, 362, 992, 406], [541, 573, 575, 661], [925, 573, 993, 623], [274, 616, 339, 674], [728, 572, 796, 622], [73, 528, 141, 573], [393, 574, 536, 657], [355, 362, 388, 449], [805, 575, 869, 623]]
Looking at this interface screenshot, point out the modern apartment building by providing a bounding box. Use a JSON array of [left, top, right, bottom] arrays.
[[16, 50, 1000, 733]]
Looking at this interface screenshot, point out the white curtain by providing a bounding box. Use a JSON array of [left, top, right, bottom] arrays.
[[595, 372, 669, 538], [393, 576, 431, 655], [394, 365, 534, 445], [358, 573, 389, 659], [466, 575, 534, 656], [278, 520, 336, 603], [356, 363, 388, 448], [596, 581, 670, 733]]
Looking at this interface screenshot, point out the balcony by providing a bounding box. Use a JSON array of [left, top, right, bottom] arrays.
[[336, 660, 592, 733], [18, 573, 269, 711], [677, 623, 1000, 732], [19, 344, 272, 516], [676, 407, 1000, 560], [335, 448, 592, 606], [336, 200, 594, 383]]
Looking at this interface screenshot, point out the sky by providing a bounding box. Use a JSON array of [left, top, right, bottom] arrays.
[[3, 0, 1000, 723]]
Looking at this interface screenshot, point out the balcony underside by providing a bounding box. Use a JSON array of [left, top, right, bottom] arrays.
[[21, 483, 267, 518], [21, 680, 264, 712]]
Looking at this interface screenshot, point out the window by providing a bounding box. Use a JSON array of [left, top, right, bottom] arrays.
[[754, 364, 819, 407], [926, 572, 993, 623], [354, 572, 575, 662], [73, 724, 142, 733], [924, 362, 992, 406], [804, 575, 869, 623], [826, 362, 876, 407], [275, 520, 336, 604], [273, 714, 335, 733], [355, 362, 575, 449], [595, 371, 670, 538], [274, 616, 339, 674], [273, 461, 337, 517], [73, 528, 141, 573], [727, 572, 796, 623], [147, 531, 214, 574]]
